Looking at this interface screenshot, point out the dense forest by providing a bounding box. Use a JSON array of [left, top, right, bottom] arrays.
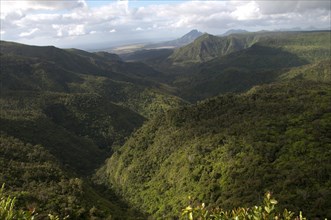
[[0, 30, 330, 219], [99, 81, 331, 218]]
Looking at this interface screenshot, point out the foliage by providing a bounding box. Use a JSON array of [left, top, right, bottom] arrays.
[[279, 59, 331, 82], [0, 184, 35, 220], [0, 40, 184, 118], [100, 81, 331, 218], [173, 32, 331, 101], [181, 192, 307, 220], [170, 31, 330, 65], [0, 135, 101, 219], [1, 32, 331, 219]]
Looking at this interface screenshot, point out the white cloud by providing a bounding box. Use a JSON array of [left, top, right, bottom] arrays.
[[1, 0, 86, 15], [231, 1, 261, 20], [256, 0, 331, 15], [1, 0, 330, 47], [19, 28, 39, 37], [68, 24, 86, 36]]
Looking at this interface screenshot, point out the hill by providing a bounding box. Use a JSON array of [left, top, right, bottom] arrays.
[[0, 41, 184, 117], [98, 81, 331, 219], [1, 31, 331, 219], [0, 134, 145, 219], [118, 30, 204, 70], [169, 31, 330, 65], [170, 31, 331, 101], [169, 33, 255, 64], [0, 40, 184, 218]]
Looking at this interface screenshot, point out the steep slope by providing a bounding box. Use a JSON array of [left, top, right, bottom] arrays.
[[174, 44, 308, 101], [0, 41, 102, 75], [0, 134, 146, 219], [170, 31, 330, 65], [0, 41, 184, 117], [0, 91, 144, 174], [279, 59, 331, 82], [0, 41, 184, 218], [172, 31, 331, 101], [169, 33, 255, 64], [0, 40, 168, 86], [99, 81, 331, 218]]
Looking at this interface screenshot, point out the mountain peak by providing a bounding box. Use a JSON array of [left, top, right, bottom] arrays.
[[180, 29, 204, 40], [143, 29, 204, 49]]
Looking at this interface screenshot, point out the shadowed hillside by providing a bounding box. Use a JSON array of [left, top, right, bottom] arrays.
[[1, 30, 331, 219]]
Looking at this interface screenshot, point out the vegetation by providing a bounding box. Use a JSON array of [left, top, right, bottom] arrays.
[[0, 134, 113, 219], [99, 81, 331, 219], [0, 41, 183, 118], [0, 184, 36, 220], [0, 40, 175, 219], [1, 184, 309, 220], [181, 192, 308, 220], [173, 32, 331, 102], [170, 31, 330, 65], [1, 31, 331, 219]]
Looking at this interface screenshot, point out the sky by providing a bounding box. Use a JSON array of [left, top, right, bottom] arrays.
[[1, 0, 330, 49]]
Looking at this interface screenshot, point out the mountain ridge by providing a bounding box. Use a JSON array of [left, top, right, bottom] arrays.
[[1, 30, 331, 219]]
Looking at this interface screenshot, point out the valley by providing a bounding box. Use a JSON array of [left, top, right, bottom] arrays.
[[0, 29, 330, 219]]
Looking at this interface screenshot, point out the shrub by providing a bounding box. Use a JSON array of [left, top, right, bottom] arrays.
[[181, 192, 311, 220]]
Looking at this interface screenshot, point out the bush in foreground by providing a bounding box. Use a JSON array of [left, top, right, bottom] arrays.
[[0, 184, 63, 220], [181, 192, 314, 220]]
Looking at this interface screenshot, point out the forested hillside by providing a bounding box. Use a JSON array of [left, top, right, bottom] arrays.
[[170, 31, 330, 64], [118, 31, 330, 101], [172, 31, 331, 101], [1, 30, 331, 219], [99, 81, 331, 219], [0, 134, 114, 219], [0, 41, 182, 218]]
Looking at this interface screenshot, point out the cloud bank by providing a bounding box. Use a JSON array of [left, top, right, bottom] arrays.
[[1, 0, 330, 48]]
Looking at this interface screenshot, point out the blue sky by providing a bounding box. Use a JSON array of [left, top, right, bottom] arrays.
[[1, 0, 330, 49]]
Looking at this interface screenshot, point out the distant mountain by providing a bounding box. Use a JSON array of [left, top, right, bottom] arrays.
[[169, 33, 254, 64], [169, 31, 331, 65], [172, 31, 330, 101], [108, 30, 203, 55], [221, 29, 248, 36], [117, 31, 331, 102], [144, 29, 204, 49], [0, 40, 172, 87], [118, 30, 204, 67]]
